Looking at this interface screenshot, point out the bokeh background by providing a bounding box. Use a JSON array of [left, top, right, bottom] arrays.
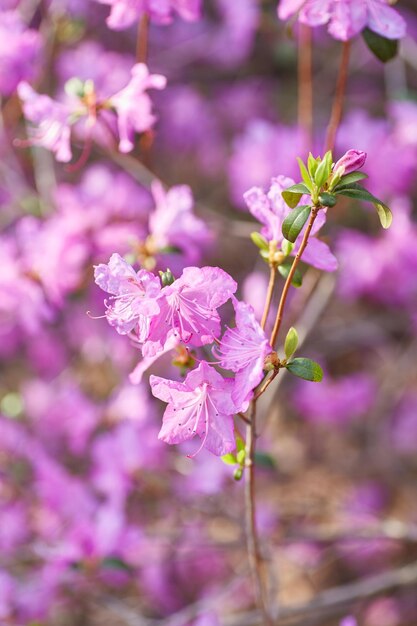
[[1, 1, 417, 624]]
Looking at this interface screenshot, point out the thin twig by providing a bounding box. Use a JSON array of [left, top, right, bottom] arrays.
[[298, 24, 313, 151], [224, 559, 417, 626], [324, 40, 351, 153], [136, 14, 150, 63], [245, 403, 273, 625], [238, 411, 251, 425], [261, 265, 277, 330], [253, 371, 278, 402], [270, 207, 320, 349]]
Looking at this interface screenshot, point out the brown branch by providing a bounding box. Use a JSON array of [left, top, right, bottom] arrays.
[[261, 265, 277, 330], [324, 40, 351, 153], [270, 207, 320, 349], [237, 411, 251, 425], [245, 403, 274, 625], [224, 559, 417, 626], [253, 371, 278, 402], [298, 24, 313, 151], [136, 13, 150, 63]]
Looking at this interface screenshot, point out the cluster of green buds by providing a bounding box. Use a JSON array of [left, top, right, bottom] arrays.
[[263, 327, 323, 382], [281, 326, 323, 382], [282, 149, 392, 229]]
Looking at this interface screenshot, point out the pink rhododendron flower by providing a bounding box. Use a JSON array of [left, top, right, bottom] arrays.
[[143, 266, 237, 357], [17, 82, 73, 162], [150, 360, 236, 456], [337, 199, 417, 309], [18, 63, 166, 161], [149, 180, 211, 267], [95, 0, 202, 30], [214, 299, 272, 411], [334, 149, 367, 175], [228, 121, 304, 208], [244, 176, 338, 271], [0, 237, 52, 336], [94, 252, 161, 337], [0, 11, 42, 97], [110, 63, 166, 153], [277, 0, 406, 41], [17, 215, 90, 306], [337, 110, 417, 199]]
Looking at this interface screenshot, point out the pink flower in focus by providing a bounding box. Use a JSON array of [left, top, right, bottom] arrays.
[[144, 266, 237, 357], [334, 149, 367, 175], [110, 63, 166, 153], [277, 0, 406, 41], [150, 360, 236, 456], [244, 176, 338, 272], [94, 253, 161, 337], [17, 82, 73, 162], [214, 299, 272, 411], [95, 0, 202, 30]]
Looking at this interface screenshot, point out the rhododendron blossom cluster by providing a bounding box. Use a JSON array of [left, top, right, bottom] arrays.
[[18, 63, 166, 162], [95, 0, 202, 29], [277, 0, 406, 41]]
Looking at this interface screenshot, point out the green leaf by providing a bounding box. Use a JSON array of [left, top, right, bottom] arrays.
[[282, 205, 311, 243], [250, 231, 269, 251], [237, 449, 246, 465], [278, 261, 303, 288], [282, 183, 310, 209], [236, 434, 245, 453], [318, 192, 337, 208], [335, 184, 392, 228], [307, 152, 319, 177], [375, 202, 393, 229], [336, 171, 368, 188], [297, 157, 313, 191], [281, 239, 294, 256], [284, 327, 299, 359], [221, 453, 237, 466], [362, 28, 399, 63], [102, 557, 132, 572], [254, 451, 276, 469], [314, 150, 332, 188], [159, 245, 182, 254], [286, 358, 323, 382]]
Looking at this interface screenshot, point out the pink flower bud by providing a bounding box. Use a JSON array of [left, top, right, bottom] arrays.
[[333, 149, 367, 175]]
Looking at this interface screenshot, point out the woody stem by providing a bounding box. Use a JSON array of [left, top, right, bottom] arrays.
[[270, 206, 320, 349], [324, 40, 351, 153], [245, 402, 274, 625], [136, 14, 150, 63], [261, 264, 277, 330], [298, 24, 313, 151]]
